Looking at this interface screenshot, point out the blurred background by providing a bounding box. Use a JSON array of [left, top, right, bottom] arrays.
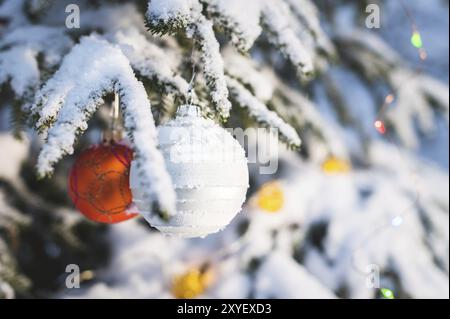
[[0, 0, 448, 299]]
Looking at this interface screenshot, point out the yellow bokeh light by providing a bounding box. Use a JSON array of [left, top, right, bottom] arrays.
[[256, 181, 284, 213], [171, 267, 214, 299], [321, 156, 351, 174]]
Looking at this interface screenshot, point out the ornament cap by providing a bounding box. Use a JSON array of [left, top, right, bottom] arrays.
[[176, 104, 201, 118]]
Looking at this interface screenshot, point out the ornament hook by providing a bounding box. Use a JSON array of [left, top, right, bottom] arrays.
[[186, 39, 197, 107], [103, 92, 122, 144]]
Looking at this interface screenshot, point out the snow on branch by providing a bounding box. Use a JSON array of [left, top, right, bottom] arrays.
[[146, 0, 201, 35], [146, 0, 320, 118], [0, 26, 72, 101], [0, 26, 72, 67], [191, 15, 232, 119], [147, 0, 231, 120], [223, 48, 275, 102], [33, 35, 176, 218], [387, 70, 449, 148], [261, 0, 314, 79], [284, 0, 335, 57], [0, 0, 27, 30], [226, 76, 301, 148], [0, 47, 39, 98], [275, 81, 349, 160], [107, 28, 196, 104], [202, 0, 263, 52], [336, 31, 449, 149]]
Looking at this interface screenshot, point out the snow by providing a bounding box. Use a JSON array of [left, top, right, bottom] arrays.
[[0, 47, 39, 98], [59, 140, 449, 299], [223, 48, 275, 102], [0, 134, 32, 299], [145, 0, 325, 116], [148, 0, 197, 22], [255, 252, 336, 298], [72, 4, 147, 34], [226, 76, 301, 147], [107, 28, 193, 102], [334, 30, 449, 150], [0, 0, 27, 31], [0, 26, 72, 99], [33, 35, 177, 218], [0, 134, 29, 181], [0, 26, 73, 67], [284, 0, 335, 57], [261, 0, 314, 78], [0, 0, 448, 300], [193, 15, 232, 119], [147, 0, 201, 28], [204, 0, 263, 52]]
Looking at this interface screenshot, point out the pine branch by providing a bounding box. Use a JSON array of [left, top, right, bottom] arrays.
[[261, 0, 314, 80], [32, 35, 176, 219], [226, 76, 301, 148]]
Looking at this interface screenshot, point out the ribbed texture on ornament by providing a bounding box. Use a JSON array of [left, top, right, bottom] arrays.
[[164, 162, 247, 187], [130, 105, 249, 238]]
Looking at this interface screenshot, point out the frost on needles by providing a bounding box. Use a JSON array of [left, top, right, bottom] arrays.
[[32, 35, 176, 220], [146, 0, 314, 121]]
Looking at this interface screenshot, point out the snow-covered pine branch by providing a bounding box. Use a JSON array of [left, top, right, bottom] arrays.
[[0, 47, 38, 100], [0, 26, 72, 102], [106, 28, 197, 105], [284, 0, 335, 57], [223, 48, 275, 103], [387, 70, 449, 148], [0, 0, 27, 31], [261, 0, 314, 79], [201, 0, 316, 78], [146, 0, 201, 35], [226, 76, 301, 148], [222, 48, 345, 157], [336, 31, 450, 149], [201, 0, 262, 52], [190, 15, 232, 120], [146, 0, 319, 120], [32, 35, 176, 219], [275, 82, 349, 161], [147, 0, 231, 120]]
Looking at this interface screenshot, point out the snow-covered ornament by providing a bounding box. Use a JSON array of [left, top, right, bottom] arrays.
[[130, 104, 249, 238]]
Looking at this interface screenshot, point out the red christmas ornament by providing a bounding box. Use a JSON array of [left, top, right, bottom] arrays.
[[68, 143, 137, 224]]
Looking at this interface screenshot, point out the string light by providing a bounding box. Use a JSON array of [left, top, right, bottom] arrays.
[[384, 94, 395, 104], [256, 181, 285, 213], [374, 120, 386, 135], [419, 48, 427, 61], [163, 0, 426, 299], [79, 270, 95, 282], [375, 0, 427, 135], [321, 156, 351, 174], [410, 31, 423, 49], [351, 0, 423, 290], [380, 288, 395, 299], [171, 265, 215, 299]]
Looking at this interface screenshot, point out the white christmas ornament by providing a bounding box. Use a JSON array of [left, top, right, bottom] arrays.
[[130, 104, 249, 238]]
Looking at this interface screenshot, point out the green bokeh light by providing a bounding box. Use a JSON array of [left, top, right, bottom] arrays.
[[381, 288, 395, 299], [411, 32, 423, 48]]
